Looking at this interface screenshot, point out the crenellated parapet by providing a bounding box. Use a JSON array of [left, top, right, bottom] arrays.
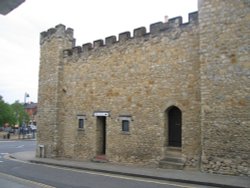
[[40, 24, 75, 45], [63, 11, 198, 58]]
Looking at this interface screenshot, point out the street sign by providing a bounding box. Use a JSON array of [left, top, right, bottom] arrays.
[[93, 112, 109, 117]]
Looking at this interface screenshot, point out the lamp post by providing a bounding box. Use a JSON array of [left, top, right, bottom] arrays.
[[23, 92, 30, 138], [24, 92, 29, 104]]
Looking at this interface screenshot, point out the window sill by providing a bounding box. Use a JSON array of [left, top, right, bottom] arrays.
[[78, 128, 85, 132], [120, 131, 130, 135]]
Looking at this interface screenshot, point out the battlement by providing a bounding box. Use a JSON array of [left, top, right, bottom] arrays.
[[40, 24, 75, 45], [63, 11, 198, 58]]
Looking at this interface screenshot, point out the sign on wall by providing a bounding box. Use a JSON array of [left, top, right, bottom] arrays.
[[93, 111, 110, 117]]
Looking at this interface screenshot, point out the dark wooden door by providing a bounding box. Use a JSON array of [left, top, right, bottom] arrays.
[[102, 117, 106, 154], [168, 107, 182, 147]]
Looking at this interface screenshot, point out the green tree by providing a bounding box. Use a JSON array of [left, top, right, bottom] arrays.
[[0, 97, 29, 127], [11, 101, 30, 126], [0, 96, 16, 127]]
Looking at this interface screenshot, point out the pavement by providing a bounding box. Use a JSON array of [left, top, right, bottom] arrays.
[[8, 151, 250, 188]]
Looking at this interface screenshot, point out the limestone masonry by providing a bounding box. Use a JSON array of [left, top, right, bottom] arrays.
[[37, 0, 250, 176]]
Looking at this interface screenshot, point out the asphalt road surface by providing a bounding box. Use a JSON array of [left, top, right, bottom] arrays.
[[0, 140, 211, 188]]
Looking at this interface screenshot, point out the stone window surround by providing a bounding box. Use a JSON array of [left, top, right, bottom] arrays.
[[118, 115, 133, 134], [77, 114, 87, 131]]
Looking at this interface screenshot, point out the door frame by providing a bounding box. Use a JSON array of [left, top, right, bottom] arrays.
[[94, 111, 109, 155]]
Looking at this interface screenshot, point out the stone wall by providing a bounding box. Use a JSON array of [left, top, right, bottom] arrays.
[[199, 0, 250, 176], [37, 25, 75, 158], [37, 0, 250, 176], [59, 13, 201, 167]]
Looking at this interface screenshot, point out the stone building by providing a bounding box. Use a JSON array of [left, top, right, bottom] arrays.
[[37, 0, 250, 176]]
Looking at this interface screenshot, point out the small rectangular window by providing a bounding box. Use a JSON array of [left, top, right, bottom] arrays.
[[78, 118, 84, 129], [118, 115, 132, 134], [77, 115, 86, 130], [122, 120, 129, 132]]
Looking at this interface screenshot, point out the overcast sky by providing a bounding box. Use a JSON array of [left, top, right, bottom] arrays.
[[0, 0, 197, 104]]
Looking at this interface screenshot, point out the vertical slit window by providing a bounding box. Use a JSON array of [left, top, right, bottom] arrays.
[[78, 118, 84, 129], [122, 120, 129, 132]]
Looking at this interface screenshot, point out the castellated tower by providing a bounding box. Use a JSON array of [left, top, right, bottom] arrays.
[[36, 0, 249, 176], [37, 24, 75, 158], [199, 0, 250, 175]]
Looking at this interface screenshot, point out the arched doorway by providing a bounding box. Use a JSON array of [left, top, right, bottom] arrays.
[[168, 106, 182, 147]]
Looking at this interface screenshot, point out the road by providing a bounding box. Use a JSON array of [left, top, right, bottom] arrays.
[[0, 140, 211, 188]]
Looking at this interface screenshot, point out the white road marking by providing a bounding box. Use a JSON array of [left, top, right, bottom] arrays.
[[16, 145, 25, 148], [0, 153, 9, 155]]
